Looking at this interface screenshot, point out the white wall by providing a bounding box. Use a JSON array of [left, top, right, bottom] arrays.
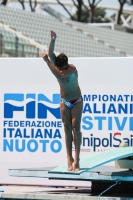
[[0, 57, 133, 84], [0, 57, 133, 186]]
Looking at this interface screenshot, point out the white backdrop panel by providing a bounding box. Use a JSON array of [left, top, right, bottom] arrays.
[[0, 57, 133, 185]]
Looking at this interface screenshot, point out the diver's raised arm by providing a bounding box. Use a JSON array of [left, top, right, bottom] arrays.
[[48, 30, 57, 64]]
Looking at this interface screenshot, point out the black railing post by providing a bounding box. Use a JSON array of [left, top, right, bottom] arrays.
[[37, 48, 39, 57], [0, 34, 3, 56], [22, 44, 24, 57], [15, 36, 18, 57]]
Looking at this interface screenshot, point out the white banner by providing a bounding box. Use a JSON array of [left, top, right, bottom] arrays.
[[1, 84, 133, 161], [0, 57, 133, 184]]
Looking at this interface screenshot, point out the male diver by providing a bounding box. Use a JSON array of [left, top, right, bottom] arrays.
[[39, 30, 83, 171]]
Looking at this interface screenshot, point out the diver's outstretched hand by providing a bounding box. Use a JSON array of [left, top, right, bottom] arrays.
[[39, 52, 47, 58], [51, 30, 57, 39], [39, 52, 49, 62]]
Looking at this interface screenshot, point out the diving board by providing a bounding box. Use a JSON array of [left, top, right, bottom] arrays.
[[49, 147, 133, 175]]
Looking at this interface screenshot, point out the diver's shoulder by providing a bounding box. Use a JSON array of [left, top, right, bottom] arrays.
[[69, 64, 76, 69]]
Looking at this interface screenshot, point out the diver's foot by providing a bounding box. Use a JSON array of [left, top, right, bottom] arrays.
[[73, 162, 80, 171], [67, 157, 74, 171]]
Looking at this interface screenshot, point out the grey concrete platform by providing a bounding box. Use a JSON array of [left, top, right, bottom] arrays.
[[8, 166, 133, 197], [9, 166, 133, 182]]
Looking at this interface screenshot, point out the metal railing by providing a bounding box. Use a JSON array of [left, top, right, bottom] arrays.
[[0, 34, 40, 57]]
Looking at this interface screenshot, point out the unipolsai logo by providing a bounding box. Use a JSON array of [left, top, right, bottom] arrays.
[[4, 93, 61, 119]]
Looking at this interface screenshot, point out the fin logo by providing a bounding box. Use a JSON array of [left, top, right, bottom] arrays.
[[4, 93, 61, 119]]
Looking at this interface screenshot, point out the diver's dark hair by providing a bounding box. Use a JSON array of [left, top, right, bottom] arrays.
[[55, 53, 68, 68]]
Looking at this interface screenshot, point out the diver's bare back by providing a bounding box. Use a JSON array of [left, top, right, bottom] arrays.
[[57, 64, 81, 100]]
